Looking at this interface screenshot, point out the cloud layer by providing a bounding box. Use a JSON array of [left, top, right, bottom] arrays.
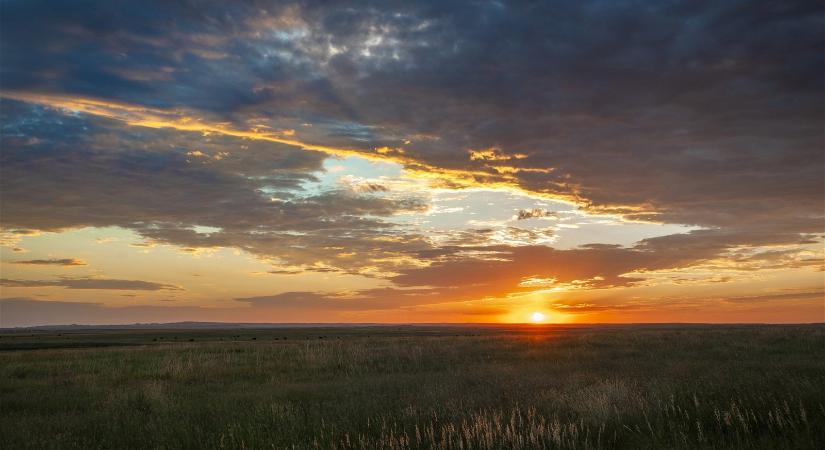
[[0, 1, 822, 324], [11, 258, 86, 266], [0, 278, 179, 291], [3, 1, 821, 231]]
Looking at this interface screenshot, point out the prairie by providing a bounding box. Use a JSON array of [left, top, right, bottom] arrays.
[[1, 324, 823, 449]]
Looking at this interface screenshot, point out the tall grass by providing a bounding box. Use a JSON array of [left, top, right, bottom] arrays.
[[1, 325, 823, 449]]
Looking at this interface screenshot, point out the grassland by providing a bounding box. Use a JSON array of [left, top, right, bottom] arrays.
[[1, 324, 823, 449]]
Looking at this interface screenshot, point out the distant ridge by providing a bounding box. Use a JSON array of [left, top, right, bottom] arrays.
[[1, 322, 395, 331]]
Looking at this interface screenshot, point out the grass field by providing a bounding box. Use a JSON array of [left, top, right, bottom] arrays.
[[1, 324, 823, 449]]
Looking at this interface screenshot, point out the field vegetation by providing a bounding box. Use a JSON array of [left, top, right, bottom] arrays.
[[1, 324, 823, 449]]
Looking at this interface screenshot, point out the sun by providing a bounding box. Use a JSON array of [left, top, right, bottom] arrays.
[[530, 312, 545, 323]]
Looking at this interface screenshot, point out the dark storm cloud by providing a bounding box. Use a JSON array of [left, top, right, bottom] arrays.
[[11, 258, 87, 266], [0, 278, 179, 290]]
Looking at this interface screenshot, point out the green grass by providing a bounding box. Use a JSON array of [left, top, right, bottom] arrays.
[[1, 325, 823, 449]]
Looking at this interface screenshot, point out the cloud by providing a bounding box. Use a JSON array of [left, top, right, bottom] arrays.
[[351, 182, 390, 193], [2, 0, 820, 239], [236, 287, 443, 312], [0, 278, 180, 291], [0, 100, 430, 272], [11, 258, 86, 266], [233, 228, 790, 313], [722, 290, 825, 304], [516, 209, 557, 221], [387, 227, 824, 302]]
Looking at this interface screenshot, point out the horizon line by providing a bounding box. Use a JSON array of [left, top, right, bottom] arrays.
[[3, 321, 824, 331]]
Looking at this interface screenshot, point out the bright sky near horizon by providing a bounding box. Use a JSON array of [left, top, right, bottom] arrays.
[[1, 0, 823, 327]]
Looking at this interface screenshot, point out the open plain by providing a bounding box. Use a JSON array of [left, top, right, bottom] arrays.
[[1, 324, 823, 449]]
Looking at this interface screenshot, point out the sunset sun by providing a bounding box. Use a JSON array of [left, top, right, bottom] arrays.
[[530, 312, 545, 323]]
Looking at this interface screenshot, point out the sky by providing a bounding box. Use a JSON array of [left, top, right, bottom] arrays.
[[0, 0, 823, 327]]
